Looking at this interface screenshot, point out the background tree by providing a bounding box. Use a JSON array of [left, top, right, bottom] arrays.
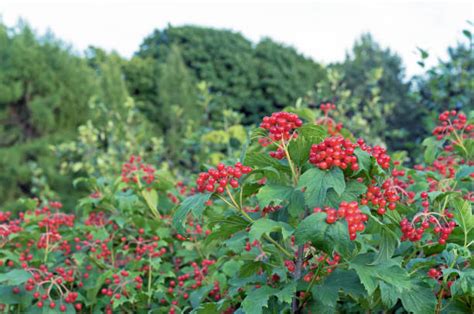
[[136, 25, 327, 122], [123, 55, 159, 118], [323, 34, 412, 151], [308, 67, 394, 147], [86, 47, 130, 112], [0, 22, 96, 208], [249, 38, 326, 120], [409, 26, 474, 156], [157, 45, 200, 164], [138, 25, 258, 114]]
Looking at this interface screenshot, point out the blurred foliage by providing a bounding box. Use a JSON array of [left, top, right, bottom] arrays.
[[54, 98, 163, 180], [0, 20, 472, 208], [136, 25, 326, 123], [321, 34, 410, 149], [307, 66, 394, 146], [408, 24, 474, 157], [0, 22, 96, 209], [0, 22, 95, 144], [157, 45, 199, 163]]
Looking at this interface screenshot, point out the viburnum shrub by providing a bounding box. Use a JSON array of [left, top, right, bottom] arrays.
[[0, 106, 472, 314], [174, 106, 473, 313], [0, 158, 229, 313]]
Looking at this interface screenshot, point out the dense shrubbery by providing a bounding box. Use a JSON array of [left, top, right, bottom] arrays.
[[2, 22, 472, 209], [0, 19, 473, 313], [0, 105, 472, 313]]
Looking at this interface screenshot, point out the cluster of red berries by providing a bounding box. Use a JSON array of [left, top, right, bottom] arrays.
[[208, 281, 222, 301], [0, 211, 22, 241], [317, 103, 343, 136], [400, 210, 456, 244], [176, 181, 188, 195], [0, 211, 12, 222], [121, 155, 156, 185], [326, 120, 343, 136], [196, 162, 251, 193], [182, 220, 211, 240], [0, 160, 237, 313], [320, 103, 336, 114], [309, 136, 359, 171], [428, 268, 442, 279], [284, 260, 296, 272], [85, 211, 109, 226], [303, 252, 341, 282], [431, 156, 458, 178], [427, 266, 458, 298], [23, 265, 81, 311], [427, 267, 457, 296], [245, 240, 260, 251], [84, 235, 114, 261], [101, 271, 142, 306], [361, 180, 401, 215], [37, 213, 75, 248], [433, 110, 472, 140], [314, 201, 368, 240], [258, 112, 302, 159], [416, 160, 454, 183], [357, 138, 391, 169], [268, 146, 286, 159], [259, 112, 302, 141], [167, 192, 179, 204], [246, 204, 283, 215], [161, 259, 219, 313], [131, 236, 167, 260]]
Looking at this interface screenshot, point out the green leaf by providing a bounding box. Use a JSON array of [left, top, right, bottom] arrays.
[[91, 228, 109, 241], [422, 137, 442, 164], [222, 260, 244, 277], [456, 165, 474, 180], [284, 106, 317, 123], [0, 286, 33, 306], [295, 213, 353, 257], [85, 269, 113, 305], [379, 282, 399, 308], [325, 180, 367, 208], [205, 215, 250, 244], [241, 286, 278, 314], [463, 29, 472, 39], [249, 166, 281, 180], [417, 47, 429, 59], [288, 136, 310, 166], [349, 253, 411, 295], [451, 268, 474, 296], [399, 282, 437, 314], [299, 124, 326, 143], [441, 300, 473, 314], [249, 218, 294, 241], [379, 281, 436, 314], [0, 269, 32, 286], [173, 193, 211, 233], [298, 167, 346, 208], [244, 151, 289, 173], [312, 269, 365, 309], [256, 184, 293, 208], [239, 261, 267, 278], [354, 148, 371, 173], [275, 282, 296, 304], [190, 285, 214, 308], [452, 197, 473, 246], [287, 124, 325, 167], [372, 228, 399, 264], [288, 189, 305, 217]]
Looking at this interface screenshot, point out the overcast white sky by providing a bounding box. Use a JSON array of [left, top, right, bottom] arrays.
[[1, 0, 473, 77]]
